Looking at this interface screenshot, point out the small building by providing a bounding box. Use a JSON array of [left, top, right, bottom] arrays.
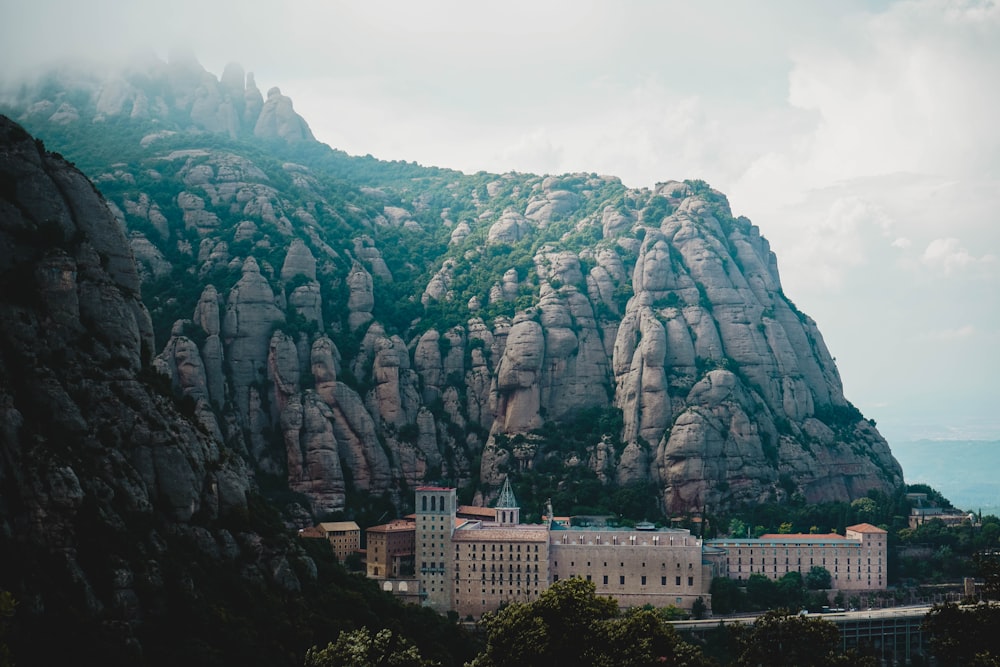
[[908, 506, 974, 529], [366, 519, 415, 579], [317, 521, 361, 563]]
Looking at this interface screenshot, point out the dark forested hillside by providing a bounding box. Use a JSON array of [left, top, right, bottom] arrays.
[[0, 114, 478, 666]]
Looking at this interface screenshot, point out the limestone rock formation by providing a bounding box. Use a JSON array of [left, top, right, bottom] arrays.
[[2, 55, 906, 525], [0, 116, 282, 660], [254, 87, 315, 143]]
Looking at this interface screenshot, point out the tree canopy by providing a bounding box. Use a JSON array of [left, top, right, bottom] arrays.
[[469, 578, 712, 667], [923, 603, 1000, 666], [305, 628, 438, 667], [732, 610, 876, 667]]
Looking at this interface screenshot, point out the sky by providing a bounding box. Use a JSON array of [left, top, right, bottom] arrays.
[[3, 0, 999, 444]]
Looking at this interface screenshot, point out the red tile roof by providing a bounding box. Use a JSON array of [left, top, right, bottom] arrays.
[[759, 532, 846, 540], [458, 505, 498, 519], [847, 523, 888, 534], [367, 520, 416, 533]]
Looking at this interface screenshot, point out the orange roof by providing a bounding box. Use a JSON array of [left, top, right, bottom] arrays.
[[298, 526, 327, 539], [847, 523, 887, 534], [458, 505, 498, 518], [416, 486, 454, 491], [453, 524, 549, 542], [759, 532, 846, 540], [367, 520, 416, 533]]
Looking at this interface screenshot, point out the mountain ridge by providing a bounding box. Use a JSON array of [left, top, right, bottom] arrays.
[[1, 54, 903, 521]]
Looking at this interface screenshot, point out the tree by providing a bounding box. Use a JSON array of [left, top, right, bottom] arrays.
[[923, 602, 1000, 665], [746, 574, 780, 610], [691, 597, 708, 620], [0, 592, 15, 667], [710, 576, 746, 615], [776, 571, 805, 610], [974, 551, 1000, 600], [728, 518, 748, 538], [851, 497, 877, 522], [734, 610, 875, 667], [305, 628, 438, 667], [469, 578, 712, 667], [805, 566, 832, 590]]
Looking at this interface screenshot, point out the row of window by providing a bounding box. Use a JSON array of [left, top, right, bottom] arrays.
[[461, 553, 539, 561], [458, 543, 541, 552], [459, 563, 541, 573], [554, 561, 693, 569], [551, 574, 696, 587]]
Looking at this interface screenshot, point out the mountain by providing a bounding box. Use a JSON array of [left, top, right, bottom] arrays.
[[0, 115, 476, 667], [0, 53, 903, 524]]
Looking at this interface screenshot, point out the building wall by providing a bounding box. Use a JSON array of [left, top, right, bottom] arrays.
[[323, 526, 360, 563], [548, 529, 707, 610], [707, 532, 887, 591], [452, 528, 550, 619], [416, 487, 456, 612], [366, 523, 415, 578], [845, 527, 887, 590]]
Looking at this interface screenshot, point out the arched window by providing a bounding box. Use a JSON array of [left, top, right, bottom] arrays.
[[422, 496, 427, 512], [431, 496, 437, 512]]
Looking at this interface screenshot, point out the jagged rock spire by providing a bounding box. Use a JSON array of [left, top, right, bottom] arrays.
[[495, 476, 519, 509]]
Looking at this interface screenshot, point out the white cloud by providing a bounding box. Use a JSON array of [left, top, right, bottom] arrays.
[[891, 237, 912, 249], [921, 237, 995, 275]]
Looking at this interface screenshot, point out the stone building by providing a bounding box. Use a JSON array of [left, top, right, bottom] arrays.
[[451, 478, 550, 618], [366, 519, 415, 579], [548, 524, 706, 610], [415, 486, 457, 612], [315, 521, 361, 563], [416, 481, 889, 618], [418, 478, 712, 619], [705, 523, 888, 591]]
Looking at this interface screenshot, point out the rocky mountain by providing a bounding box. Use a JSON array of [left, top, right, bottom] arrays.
[[0, 53, 903, 525], [0, 115, 475, 667]]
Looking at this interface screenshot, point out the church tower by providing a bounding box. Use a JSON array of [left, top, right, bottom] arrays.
[[415, 486, 456, 612], [495, 476, 520, 526]]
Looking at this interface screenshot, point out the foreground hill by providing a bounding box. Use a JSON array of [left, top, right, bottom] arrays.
[[1, 54, 902, 523], [0, 115, 476, 666]]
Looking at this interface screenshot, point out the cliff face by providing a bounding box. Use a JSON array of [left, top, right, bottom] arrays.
[[0, 116, 336, 663], [1, 56, 903, 521]]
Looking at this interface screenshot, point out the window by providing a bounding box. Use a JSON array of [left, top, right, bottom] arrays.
[[641, 576, 646, 585], [661, 576, 667, 585], [675, 576, 681, 586], [619, 576, 625, 585], [603, 575, 609, 585], [688, 576, 694, 587]]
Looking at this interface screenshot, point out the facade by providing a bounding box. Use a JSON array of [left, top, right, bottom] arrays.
[[452, 523, 550, 618], [417, 478, 713, 619], [415, 486, 457, 612], [416, 481, 889, 618], [705, 523, 888, 592], [315, 521, 361, 562], [549, 525, 707, 609], [366, 519, 415, 579]]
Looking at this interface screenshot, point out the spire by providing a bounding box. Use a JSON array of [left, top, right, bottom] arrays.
[[495, 476, 519, 509]]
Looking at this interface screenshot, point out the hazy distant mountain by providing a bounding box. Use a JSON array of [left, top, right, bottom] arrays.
[[0, 53, 903, 523], [893, 440, 1000, 515]]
